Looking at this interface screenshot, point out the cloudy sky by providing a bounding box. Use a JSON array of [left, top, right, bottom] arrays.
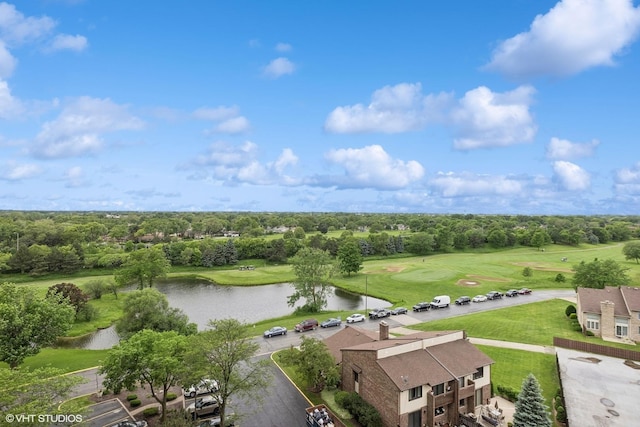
[[1, 0, 640, 214]]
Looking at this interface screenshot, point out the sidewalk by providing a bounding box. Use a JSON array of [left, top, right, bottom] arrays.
[[468, 337, 556, 354]]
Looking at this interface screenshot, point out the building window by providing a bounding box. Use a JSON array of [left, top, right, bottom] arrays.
[[615, 318, 629, 337], [353, 371, 359, 383], [432, 383, 445, 395], [408, 385, 422, 401], [586, 319, 599, 330], [408, 410, 421, 427], [473, 367, 484, 380], [435, 406, 445, 416], [459, 399, 465, 407]]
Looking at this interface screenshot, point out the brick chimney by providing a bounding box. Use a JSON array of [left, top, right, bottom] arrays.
[[379, 320, 389, 340]]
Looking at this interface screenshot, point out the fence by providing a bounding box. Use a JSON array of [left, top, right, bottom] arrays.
[[553, 337, 640, 361]]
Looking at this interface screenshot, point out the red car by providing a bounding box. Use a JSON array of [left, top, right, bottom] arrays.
[[518, 288, 532, 295]]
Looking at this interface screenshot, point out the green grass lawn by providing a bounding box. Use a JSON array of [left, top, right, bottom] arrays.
[[478, 345, 559, 409], [409, 298, 638, 350], [0, 348, 109, 372]]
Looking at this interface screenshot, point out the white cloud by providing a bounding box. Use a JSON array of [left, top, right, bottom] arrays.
[[552, 160, 591, 190], [48, 34, 88, 52], [430, 171, 524, 197], [546, 137, 600, 159], [0, 78, 23, 118], [0, 2, 56, 45], [275, 42, 292, 52], [451, 85, 537, 150], [215, 116, 250, 134], [485, 0, 640, 78], [32, 96, 145, 158], [614, 162, 640, 195], [190, 141, 299, 185], [324, 83, 453, 133], [262, 57, 295, 78], [1, 161, 42, 180], [194, 106, 239, 121], [314, 145, 425, 190], [194, 105, 250, 134], [0, 41, 16, 78], [64, 165, 86, 187]]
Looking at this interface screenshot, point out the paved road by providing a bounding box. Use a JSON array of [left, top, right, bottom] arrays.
[[70, 289, 575, 425]]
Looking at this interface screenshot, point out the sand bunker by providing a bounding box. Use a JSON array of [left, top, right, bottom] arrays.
[[457, 279, 480, 287]]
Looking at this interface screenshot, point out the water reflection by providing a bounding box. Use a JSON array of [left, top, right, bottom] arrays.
[[58, 279, 389, 349]]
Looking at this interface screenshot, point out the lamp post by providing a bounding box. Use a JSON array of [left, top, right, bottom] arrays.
[[365, 276, 368, 313]]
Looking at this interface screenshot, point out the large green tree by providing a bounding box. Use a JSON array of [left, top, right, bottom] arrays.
[[0, 367, 85, 426], [531, 230, 552, 251], [622, 241, 640, 264], [287, 247, 335, 312], [116, 288, 197, 338], [280, 336, 339, 392], [512, 373, 551, 427], [337, 238, 363, 276], [0, 282, 75, 369], [114, 247, 170, 289], [571, 258, 630, 289], [100, 330, 188, 423], [184, 319, 271, 427]]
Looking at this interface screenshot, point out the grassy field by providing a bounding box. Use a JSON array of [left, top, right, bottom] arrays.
[[0, 347, 109, 372]]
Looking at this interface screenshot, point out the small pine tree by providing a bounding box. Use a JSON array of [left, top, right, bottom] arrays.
[[513, 374, 551, 427]]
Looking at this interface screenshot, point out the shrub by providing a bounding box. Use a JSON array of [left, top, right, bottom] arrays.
[[126, 394, 138, 401], [585, 330, 594, 336], [339, 392, 382, 427], [565, 305, 576, 317], [496, 384, 519, 402], [334, 390, 349, 407], [166, 392, 178, 401], [129, 399, 141, 407], [143, 407, 159, 417], [76, 303, 98, 321], [556, 405, 567, 423], [555, 273, 566, 282], [569, 313, 577, 319]]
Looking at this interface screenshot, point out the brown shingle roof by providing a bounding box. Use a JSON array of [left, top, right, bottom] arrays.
[[323, 325, 378, 363], [377, 349, 453, 390], [578, 286, 633, 316], [426, 339, 494, 378], [620, 286, 640, 312]]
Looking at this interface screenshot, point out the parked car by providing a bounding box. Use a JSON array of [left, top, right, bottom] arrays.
[[294, 319, 319, 332], [197, 414, 236, 427], [346, 313, 366, 323], [455, 296, 471, 305], [518, 287, 532, 294], [472, 295, 487, 303], [430, 295, 451, 309], [505, 289, 519, 297], [186, 395, 221, 420], [486, 291, 504, 300], [112, 421, 148, 427], [412, 302, 431, 312], [183, 379, 219, 398], [391, 307, 408, 315], [368, 308, 391, 319], [263, 326, 287, 338], [320, 317, 342, 328]]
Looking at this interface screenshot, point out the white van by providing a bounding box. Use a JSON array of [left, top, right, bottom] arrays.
[[430, 295, 450, 309]]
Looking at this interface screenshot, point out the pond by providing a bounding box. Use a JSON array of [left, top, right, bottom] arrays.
[[56, 279, 390, 350]]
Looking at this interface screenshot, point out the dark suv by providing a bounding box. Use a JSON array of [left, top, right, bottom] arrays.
[[486, 291, 504, 300], [412, 302, 431, 312], [294, 319, 318, 332], [455, 296, 471, 305]]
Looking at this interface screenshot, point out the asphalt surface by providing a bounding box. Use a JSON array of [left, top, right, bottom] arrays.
[[68, 289, 576, 426]]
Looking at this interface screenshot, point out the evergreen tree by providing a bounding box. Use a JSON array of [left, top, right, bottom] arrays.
[[513, 373, 551, 427], [224, 238, 238, 264]]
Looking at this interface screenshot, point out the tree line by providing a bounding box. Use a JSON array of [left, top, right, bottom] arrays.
[[1, 212, 637, 277]]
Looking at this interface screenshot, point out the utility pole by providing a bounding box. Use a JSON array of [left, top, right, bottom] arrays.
[[365, 276, 368, 313], [16, 232, 19, 251]]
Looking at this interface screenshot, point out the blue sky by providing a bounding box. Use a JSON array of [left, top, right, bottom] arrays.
[[1, 0, 640, 214]]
